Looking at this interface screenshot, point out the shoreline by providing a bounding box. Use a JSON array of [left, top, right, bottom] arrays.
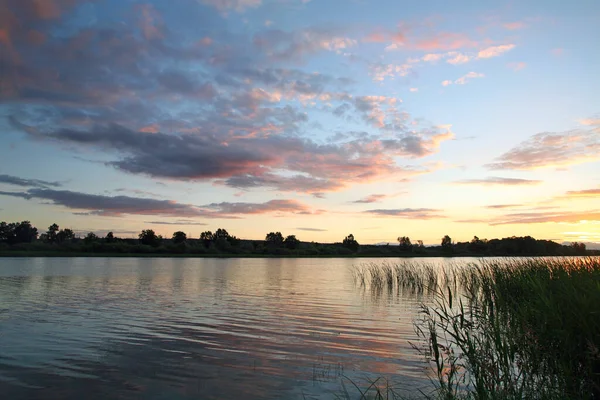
[[1, 252, 595, 259]]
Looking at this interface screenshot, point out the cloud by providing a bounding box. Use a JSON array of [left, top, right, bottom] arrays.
[[216, 173, 345, 195], [409, 88, 418, 92], [579, 118, 600, 126], [199, 0, 262, 13], [484, 204, 522, 209], [369, 63, 412, 81], [563, 188, 600, 198], [364, 32, 387, 43], [136, 4, 164, 40], [441, 72, 484, 86], [412, 32, 479, 51], [0, 174, 61, 189], [296, 227, 327, 232], [365, 26, 479, 52], [503, 22, 526, 30], [13, 104, 452, 194], [508, 62, 526, 71], [0, 188, 214, 217], [454, 177, 542, 186], [114, 188, 164, 198], [352, 194, 388, 204], [253, 28, 357, 61], [0, 188, 317, 218], [397, 43, 514, 71], [3, 0, 455, 198], [446, 52, 472, 64], [363, 208, 444, 219], [477, 44, 515, 59], [487, 125, 600, 170], [145, 220, 209, 226], [491, 210, 600, 225], [422, 53, 445, 63], [205, 199, 319, 215], [454, 71, 484, 85]]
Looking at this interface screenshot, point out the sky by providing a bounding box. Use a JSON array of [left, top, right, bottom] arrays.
[[0, 0, 599, 246]]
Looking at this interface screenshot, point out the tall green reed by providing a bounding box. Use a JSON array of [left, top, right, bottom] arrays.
[[354, 258, 600, 399]]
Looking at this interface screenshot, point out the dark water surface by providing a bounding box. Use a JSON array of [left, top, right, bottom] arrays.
[[0, 257, 463, 399]]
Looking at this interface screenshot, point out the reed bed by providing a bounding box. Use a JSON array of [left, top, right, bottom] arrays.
[[352, 262, 459, 296], [352, 257, 600, 399]]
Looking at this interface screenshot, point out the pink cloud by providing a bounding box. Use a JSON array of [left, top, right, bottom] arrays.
[[454, 177, 541, 186], [413, 32, 479, 51], [477, 44, 515, 59], [422, 53, 445, 63], [364, 32, 387, 43], [370, 63, 412, 81], [136, 4, 164, 40], [353, 192, 406, 204], [563, 188, 600, 198], [503, 22, 526, 30], [364, 208, 445, 219], [508, 62, 527, 71], [442, 72, 484, 86], [492, 210, 600, 225], [139, 124, 160, 133], [579, 118, 600, 126], [446, 52, 471, 64], [487, 125, 600, 170]]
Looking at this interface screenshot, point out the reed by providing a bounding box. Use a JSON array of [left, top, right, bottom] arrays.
[[416, 257, 600, 399], [352, 258, 600, 399]]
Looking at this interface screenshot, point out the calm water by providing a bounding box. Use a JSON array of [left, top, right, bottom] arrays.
[[0, 257, 469, 399]]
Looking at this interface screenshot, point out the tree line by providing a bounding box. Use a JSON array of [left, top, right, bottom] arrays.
[[0, 220, 594, 257]]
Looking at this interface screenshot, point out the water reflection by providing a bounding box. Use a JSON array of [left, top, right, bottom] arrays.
[[0, 257, 457, 399]]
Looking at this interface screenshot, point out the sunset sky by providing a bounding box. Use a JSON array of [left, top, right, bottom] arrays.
[[0, 0, 599, 246]]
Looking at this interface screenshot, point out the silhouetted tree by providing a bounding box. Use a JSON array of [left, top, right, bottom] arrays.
[[200, 231, 214, 247], [227, 235, 240, 247], [342, 234, 359, 252], [441, 235, 452, 249], [416, 240, 424, 248], [284, 235, 300, 250], [172, 231, 187, 244], [212, 228, 236, 250], [571, 242, 586, 255], [105, 231, 116, 243], [398, 236, 413, 251], [84, 232, 98, 244], [139, 229, 160, 246], [46, 223, 60, 243], [57, 228, 75, 243], [0, 222, 10, 243], [468, 235, 487, 253], [9, 221, 38, 244], [214, 229, 230, 241], [265, 232, 284, 247]]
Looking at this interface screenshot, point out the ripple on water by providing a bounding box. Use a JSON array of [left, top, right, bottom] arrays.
[[0, 257, 447, 399]]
